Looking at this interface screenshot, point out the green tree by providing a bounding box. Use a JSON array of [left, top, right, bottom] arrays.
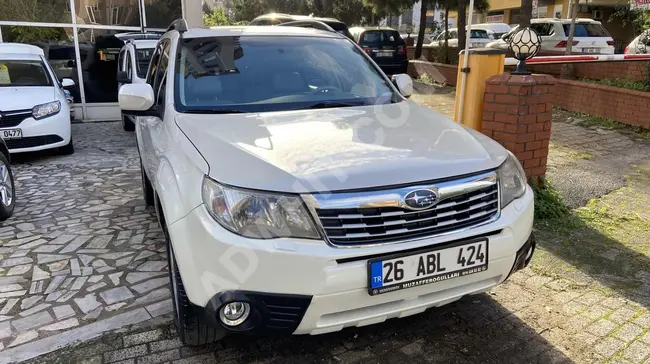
[[455, 0, 490, 51], [203, 8, 230, 26]]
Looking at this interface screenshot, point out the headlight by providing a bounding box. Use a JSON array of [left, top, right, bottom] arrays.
[[202, 177, 321, 239], [32, 101, 61, 120], [498, 152, 527, 208]]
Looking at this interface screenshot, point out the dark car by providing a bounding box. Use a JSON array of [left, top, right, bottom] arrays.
[[249, 13, 354, 40], [0, 138, 15, 221], [349, 27, 409, 75]]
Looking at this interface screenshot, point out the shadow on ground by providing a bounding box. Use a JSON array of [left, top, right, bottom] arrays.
[[27, 294, 574, 364]]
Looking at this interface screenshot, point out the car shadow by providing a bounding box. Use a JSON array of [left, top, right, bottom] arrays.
[[180, 295, 573, 364]]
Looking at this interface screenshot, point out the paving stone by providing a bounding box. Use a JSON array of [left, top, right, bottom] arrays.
[[575, 292, 607, 306], [0, 290, 27, 299], [39, 318, 79, 332], [37, 254, 73, 265], [129, 288, 171, 308], [623, 340, 650, 362], [44, 276, 67, 294], [587, 319, 619, 337], [109, 272, 124, 286], [31, 266, 50, 281], [9, 330, 38, 347], [74, 293, 102, 314], [0, 321, 12, 340], [0, 299, 19, 315], [100, 287, 135, 305], [136, 261, 167, 272], [131, 278, 169, 295], [82, 307, 104, 320], [614, 323, 644, 342], [150, 338, 183, 353], [7, 264, 31, 276], [11, 310, 53, 332], [72, 277, 89, 290], [104, 344, 149, 363], [145, 299, 173, 318], [0, 257, 33, 268], [87, 282, 108, 292], [172, 354, 217, 364], [19, 303, 51, 317], [594, 337, 627, 358], [635, 313, 650, 328], [125, 272, 167, 284], [56, 290, 78, 303], [53, 305, 76, 320], [611, 307, 639, 324], [0, 284, 25, 294], [29, 281, 45, 294], [59, 236, 92, 254], [123, 329, 164, 347]]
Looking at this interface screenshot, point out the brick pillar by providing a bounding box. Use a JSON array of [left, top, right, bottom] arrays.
[[481, 73, 555, 181]]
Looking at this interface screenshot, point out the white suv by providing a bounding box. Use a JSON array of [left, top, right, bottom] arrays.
[[116, 34, 160, 131], [487, 18, 615, 54], [118, 20, 535, 345]]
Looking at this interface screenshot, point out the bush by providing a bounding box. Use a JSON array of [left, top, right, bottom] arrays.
[[532, 179, 569, 220]]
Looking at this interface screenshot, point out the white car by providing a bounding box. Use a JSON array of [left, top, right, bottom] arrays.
[[624, 30, 649, 54], [0, 43, 74, 154], [116, 35, 159, 131], [430, 28, 493, 48], [487, 18, 615, 54], [119, 20, 535, 345], [472, 23, 512, 40]]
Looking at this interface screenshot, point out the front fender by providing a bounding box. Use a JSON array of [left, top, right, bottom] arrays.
[[154, 127, 209, 225]]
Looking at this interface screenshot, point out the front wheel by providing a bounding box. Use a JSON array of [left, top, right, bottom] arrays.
[[167, 231, 225, 345], [0, 153, 15, 221]]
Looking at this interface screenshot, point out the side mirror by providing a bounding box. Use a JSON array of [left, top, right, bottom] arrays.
[[117, 71, 131, 84], [392, 74, 413, 98], [501, 33, 509, 41], [119, 83, 154, 113], [61, 78, 75, 87]]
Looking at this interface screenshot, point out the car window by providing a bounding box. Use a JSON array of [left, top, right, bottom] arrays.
[[470, 30, 489, 39], [530, 23, 554, 37], [174, 36, 396, 114], [562, 23, 610, 37], [126, 51, 133, 80], [324, 22, 354, 40], [118, 49, 125, 71], [136, 48, 154, 79], [360, 30, 405, 45], [0, 60, 52, 87], [449, 31, 458, 39], [154, 41, 171, 106]]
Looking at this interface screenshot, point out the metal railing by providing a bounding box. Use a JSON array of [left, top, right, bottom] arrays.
[[504, 53, 650, 66]]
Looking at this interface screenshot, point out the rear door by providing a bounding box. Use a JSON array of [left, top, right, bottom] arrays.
[[358, 30, 406, 63], [562, 23, 614, 54]]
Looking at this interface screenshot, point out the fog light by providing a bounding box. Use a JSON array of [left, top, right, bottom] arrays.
[[219, 302, 250, 326]]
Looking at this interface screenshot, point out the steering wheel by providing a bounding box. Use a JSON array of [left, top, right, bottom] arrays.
[[311, 85, 341, 94]]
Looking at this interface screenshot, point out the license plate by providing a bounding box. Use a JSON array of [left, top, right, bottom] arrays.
[[376, 51, 393, 57], [367, 239, 489, 296], [582, 47, 599, 53], [1, 129, 22, 139]]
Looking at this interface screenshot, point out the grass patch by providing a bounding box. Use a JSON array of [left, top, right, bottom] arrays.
[[416, 74, 435, 85], [567, 111, 650, 141], [532, 179, 569, 220], [579, 77, 650, 92]]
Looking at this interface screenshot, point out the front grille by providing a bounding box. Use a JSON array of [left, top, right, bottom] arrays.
[[314, 175, 499, 246], [5, 135, 63, 150], [0, 110, 32, 128], [260, 294, 311, 331]]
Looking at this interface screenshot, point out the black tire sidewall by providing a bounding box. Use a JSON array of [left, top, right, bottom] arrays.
[[0, 153, 15, 220]]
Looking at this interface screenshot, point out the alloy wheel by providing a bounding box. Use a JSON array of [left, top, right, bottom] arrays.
[[0, 162, 13, 207]]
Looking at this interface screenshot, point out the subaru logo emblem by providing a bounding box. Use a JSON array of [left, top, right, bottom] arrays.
[[403, 189, 438, 210]]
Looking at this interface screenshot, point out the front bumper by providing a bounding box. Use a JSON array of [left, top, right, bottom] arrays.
[[0, 110, 71, 153], [168, 187, 534, 336]]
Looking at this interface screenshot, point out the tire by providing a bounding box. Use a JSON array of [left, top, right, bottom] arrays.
[[0, 153, 15, 221], [165, 219, 225, 346], [58, 140, 75, 155], [140, 159, 155, 206], [122, 114, 135, 132]]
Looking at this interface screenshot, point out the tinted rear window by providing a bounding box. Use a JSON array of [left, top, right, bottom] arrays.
[[470, 30, 489, 39], [360, 31, 404, 45], [562, 24, 610, 37]]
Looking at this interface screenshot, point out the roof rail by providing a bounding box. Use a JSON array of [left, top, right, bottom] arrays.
[[278, 20, 336, 33], [167, 18, 188, 33]]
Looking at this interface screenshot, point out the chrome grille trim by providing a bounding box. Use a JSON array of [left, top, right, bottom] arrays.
[[302, 171, 500, 248]]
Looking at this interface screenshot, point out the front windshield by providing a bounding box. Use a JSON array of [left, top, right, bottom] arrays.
[[136, 48, 154, 78], [0, 60, 52, 87], [175, 36, 397, 113]]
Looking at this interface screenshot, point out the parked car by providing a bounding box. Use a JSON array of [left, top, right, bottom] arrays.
[[349, 27, 409, 74], [624, 30, 650, 54], [0, 43, 74, 154], [471, 23, 512, 40], [119, 20, 534, 346], [401, 34, 433, 47], [486, 18, 615, 54], [116, 34, 160, 131], [0, 137, 15, 221], [430, 28, 493, 48], [250, 13, 354, 40]]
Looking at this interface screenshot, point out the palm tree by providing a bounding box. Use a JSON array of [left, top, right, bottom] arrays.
[[520, 0, 533, 27]]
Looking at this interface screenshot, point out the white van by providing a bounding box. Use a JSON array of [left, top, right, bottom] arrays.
[[472, 23, 512, 40]]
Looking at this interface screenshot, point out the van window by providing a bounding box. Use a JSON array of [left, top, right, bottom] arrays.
[[360, 30, 405, 45], [562, 23, 610, 37]]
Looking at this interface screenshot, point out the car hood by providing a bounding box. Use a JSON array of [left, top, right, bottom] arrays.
[[175, 101, 509, 193], [0, 87, 56, 111]]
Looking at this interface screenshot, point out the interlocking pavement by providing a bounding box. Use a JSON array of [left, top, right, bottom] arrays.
[[0, 123, 171, 362]]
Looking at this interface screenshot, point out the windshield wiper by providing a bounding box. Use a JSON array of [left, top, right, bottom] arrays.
[[300, 101, 368, 110], [183, 108, 246, 114]]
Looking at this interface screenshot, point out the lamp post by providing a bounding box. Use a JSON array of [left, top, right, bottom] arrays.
[[508, 27, 542, 75]]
